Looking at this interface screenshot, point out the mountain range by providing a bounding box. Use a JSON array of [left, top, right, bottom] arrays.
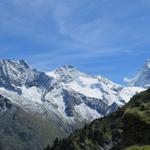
[[0, 59, 149, 150]]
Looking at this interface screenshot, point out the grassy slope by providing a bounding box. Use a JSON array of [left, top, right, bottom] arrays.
[[47, 89, 150, 150], [124, 145, 150, 150]]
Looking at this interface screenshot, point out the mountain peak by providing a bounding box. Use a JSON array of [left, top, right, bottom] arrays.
[[0, 59, 15, 63], [145, 59, 150, 69], [0, 59, 34, 89], [51, 65, 82, 81], [61, 65, 75, 69], [128, 59, 150, 87], [19, 59, 30, 69], [55, 65, 79, 75], [58, 65, 76, 72], [0, 59, 30, 69]]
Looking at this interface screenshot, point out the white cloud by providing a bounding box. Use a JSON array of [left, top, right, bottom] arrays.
[[123, 77, 131, 83]]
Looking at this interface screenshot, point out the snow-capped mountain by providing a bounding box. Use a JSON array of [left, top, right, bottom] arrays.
[[0, 59, 146, 149], [47, 65, 144, 115], [129, 59, 150, 87], [0, 60, 144, 121]]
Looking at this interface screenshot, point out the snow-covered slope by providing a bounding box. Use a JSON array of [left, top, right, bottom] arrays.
[[0, 60, 145, 133], [47, 65, 144, 113], [129, 59, 150, 87]]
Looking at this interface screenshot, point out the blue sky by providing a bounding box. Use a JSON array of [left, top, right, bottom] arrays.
[[0, 0, 150, 84]]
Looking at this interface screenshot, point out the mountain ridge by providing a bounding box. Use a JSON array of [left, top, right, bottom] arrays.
[[0, 59, 147, 150], [0, 59, 145, 120]]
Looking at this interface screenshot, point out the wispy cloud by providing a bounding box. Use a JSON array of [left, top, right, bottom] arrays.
[[1, 0, 149, 54], [50, 0, 150, 56]]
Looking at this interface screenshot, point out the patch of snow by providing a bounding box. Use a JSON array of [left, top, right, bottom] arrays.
[[47, 71, 57, 79], [45, 87, 66, 114], [119, 87, 145, 103], [0, 87, 43, 113], [21, 86, 42, 104], [74, 103, 102, 120], [79, 76, 99, 85], [65, 81, 103, 99]]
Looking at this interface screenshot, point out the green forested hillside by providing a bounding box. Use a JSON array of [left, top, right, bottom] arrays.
[[45, 88, 150, 150]]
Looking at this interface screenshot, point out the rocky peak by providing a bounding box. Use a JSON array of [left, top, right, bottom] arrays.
[[129, 59, 150, 87], [19, 59, 30, 69]]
